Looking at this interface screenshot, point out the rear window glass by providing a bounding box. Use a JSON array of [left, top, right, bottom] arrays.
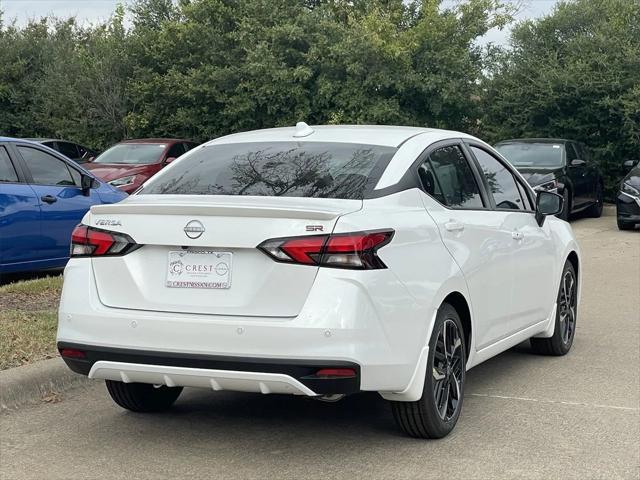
[[141, 142, 397, 199]]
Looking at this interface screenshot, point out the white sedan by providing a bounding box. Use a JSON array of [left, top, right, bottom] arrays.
[[57, 123, 580, 438]]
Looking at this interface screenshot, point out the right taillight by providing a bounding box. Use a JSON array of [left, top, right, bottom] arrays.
[[70, 225, 139, 257], [257, 230, 394, 270]]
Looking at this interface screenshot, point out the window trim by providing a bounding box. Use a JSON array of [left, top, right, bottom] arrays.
[[464, 141, 536, 214], [0, 144, 23, 184]]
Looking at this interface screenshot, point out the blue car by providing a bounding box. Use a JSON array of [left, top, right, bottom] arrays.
[[0, 137, 127, 275]]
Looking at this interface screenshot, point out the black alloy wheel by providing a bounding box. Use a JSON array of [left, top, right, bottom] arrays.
[[531, 261, 577, 356], [432, 319, 465, 422]]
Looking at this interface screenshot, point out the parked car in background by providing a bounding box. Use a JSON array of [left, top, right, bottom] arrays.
[[25, 138, 98, 164], [57, 124, 581, 439], [85, 139, 198, 194], [0, 137, 127, 275], [495, 138, 603, 220], [617, 159, 640, 230]]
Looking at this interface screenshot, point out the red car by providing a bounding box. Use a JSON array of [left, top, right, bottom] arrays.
[[85, 139, 198, 194]]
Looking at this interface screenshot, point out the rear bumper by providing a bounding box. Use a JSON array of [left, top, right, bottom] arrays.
[[58, 342, 360, 395], [57, 258, 435, 394]]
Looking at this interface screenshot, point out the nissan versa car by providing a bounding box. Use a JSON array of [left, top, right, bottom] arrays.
[[617, 159, 640, 230], [57, 125, 581, 438], [85, 138, 198, 194], [495, 139, 603, 220]]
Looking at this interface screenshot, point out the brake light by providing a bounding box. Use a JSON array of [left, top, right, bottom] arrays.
[[70, 225, 139, 257], [257, 230, 393, 269]]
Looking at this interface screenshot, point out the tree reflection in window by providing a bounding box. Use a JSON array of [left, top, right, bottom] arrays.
[[143, 142, 396, 200]]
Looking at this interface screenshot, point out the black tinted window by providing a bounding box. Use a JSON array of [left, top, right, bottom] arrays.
[[424, 145, 483, 208], [142, 142, 397, 199], [18, 146, 75, 186], [56, 142, 79, 159], [167, 143, 186, 159], [472, 146, 525, 211], [0, 146, 19, 183]]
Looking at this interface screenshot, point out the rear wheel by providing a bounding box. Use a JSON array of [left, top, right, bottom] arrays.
[[586, 183, 604, 218], [390, 303, 466, 439], [105, 380, 183, 412], [531, 261, 577, 356]]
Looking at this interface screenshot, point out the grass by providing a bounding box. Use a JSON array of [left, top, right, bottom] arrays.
[[0, 275, 63, 370]]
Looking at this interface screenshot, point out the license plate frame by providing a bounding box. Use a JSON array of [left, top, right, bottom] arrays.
[[166, 250, 232, 289]]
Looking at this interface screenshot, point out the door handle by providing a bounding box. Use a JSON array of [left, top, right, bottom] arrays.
[[444, 221, 465, 233], [40, 195, 57, 204], [512, 231, 524, 241]]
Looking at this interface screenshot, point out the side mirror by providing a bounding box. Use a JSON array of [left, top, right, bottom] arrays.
[[535, 191, 563, 226], [87, 156, 95, 162], [80, 174, 93, 196], [165, 157, 176, 164], [570, 159, 586, 167], [623, 159, 638, 169]]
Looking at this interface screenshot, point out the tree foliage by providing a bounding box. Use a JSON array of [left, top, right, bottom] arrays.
[[481, 0, 640, 196], [0, 0, 637, 194]]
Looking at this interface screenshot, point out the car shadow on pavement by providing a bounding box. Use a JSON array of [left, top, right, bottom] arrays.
[[0, 269, 62, 286]]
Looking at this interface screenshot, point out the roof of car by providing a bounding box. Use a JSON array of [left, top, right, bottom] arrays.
[[119, 138, 190, 144], [496, 138, 573, 145], [206, 125, 474, 148], [0, 137, 42, 144]]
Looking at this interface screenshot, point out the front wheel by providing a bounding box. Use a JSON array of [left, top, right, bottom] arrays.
[[531, 260, 577, 356], [586, 183, 604, 218], [617, 219, 634, 230], [390, 303, 466, 439], [106, 380, 183, 412]]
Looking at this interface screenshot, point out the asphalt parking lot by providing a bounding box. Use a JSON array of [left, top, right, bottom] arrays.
[[1, 208, 638, 480]]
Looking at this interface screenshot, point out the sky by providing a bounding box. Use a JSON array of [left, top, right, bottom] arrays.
[[1, 0, 560, 46]]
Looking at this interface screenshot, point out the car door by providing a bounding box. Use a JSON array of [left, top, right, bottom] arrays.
[[15, 144, 101, 262], [467, 143, 558, 334], [566, 142, 590, 208], [415, 140, 515, 350], [576, 142, 599, 203], [0, 143, 43, 272]]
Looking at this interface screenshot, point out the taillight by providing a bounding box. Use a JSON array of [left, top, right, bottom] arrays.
[[70, 225, 139, 257], [257, 230, 393, 270]]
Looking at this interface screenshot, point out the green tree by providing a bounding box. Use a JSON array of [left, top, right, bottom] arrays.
[[481, 0, 640, 197]]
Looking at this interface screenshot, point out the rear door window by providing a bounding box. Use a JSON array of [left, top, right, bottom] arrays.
[[0, 146, 19, 183], [17, 146, 75, 186], [142, 142, 397, 200], [417, 145, 484, 209]]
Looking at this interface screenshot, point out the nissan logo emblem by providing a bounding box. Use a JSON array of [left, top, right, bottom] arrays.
[[184, 220, 205, 239]]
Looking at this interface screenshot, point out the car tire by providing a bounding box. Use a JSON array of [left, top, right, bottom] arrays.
[[531, 261, 577, 356], [586, 183, 604, 218], [390, 303, 466, 439], [558, 189, 571, 221], [105, 380, 183, 412]]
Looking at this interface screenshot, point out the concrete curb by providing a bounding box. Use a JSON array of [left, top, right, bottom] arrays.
[[0, 357, 91, 411]]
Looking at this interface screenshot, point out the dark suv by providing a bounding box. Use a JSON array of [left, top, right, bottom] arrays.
[[495, 138, 604, 220]]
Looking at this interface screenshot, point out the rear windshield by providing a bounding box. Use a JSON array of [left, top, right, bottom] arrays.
[[140, 142, 397, 199], [94, 143, 166, 165], [495, 143, 564, 168]]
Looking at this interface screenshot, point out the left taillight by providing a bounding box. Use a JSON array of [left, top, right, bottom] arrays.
[[70, 225, 139, 257], [257, 230, 394, 270]]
